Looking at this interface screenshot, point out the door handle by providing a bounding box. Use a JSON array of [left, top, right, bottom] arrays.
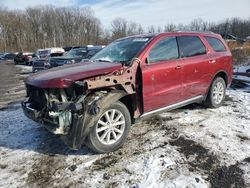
[[175, 65, 182, 70], [209, 59, 216, 64]]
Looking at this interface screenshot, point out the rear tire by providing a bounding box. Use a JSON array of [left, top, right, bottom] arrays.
[[204, 77, 226, 108], [86, 101, 131, 153]]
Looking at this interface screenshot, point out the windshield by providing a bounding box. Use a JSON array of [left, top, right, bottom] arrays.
[[38, 50, 50, 57], [67, 48, 87, 57], [91, 37, 152, 63]]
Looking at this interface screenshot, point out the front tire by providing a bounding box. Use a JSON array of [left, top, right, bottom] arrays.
[[204, 77, 226, 108], [86, 101, 131, 153]]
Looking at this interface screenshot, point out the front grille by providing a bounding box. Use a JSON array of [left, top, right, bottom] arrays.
[[50, 59, 67, 67], [50, 59, 66, 64], [33, 60, 45, 67]]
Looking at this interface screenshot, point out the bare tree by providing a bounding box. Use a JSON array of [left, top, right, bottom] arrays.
[[0, 6, 250, 53], [111, 17, 127, 39], [164, 24, 176, 32], [0, 6, 103, 52]]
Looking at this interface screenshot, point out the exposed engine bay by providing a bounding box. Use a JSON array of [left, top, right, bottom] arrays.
[[24, 86, 84, 135]]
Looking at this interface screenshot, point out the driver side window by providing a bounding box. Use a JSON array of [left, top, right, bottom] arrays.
[[148, 37, 179, 63]]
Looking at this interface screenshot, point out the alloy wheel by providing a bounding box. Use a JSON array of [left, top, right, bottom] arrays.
[[212, 81, 224, 104], [96, 109, 125, 145]]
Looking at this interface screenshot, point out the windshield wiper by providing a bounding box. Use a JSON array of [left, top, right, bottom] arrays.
[[94, 59, 112, 62], [93, 59, 128, 66]]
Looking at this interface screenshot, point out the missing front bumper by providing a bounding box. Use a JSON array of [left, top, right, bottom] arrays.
[[22, 101, 88, 150]]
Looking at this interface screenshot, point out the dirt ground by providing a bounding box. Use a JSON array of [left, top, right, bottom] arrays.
[[0, 61, 249, 188], [0, 61, 31, 109]]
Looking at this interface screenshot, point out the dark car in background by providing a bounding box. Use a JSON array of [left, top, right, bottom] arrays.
[[48, 48, 87, 68], [63, 46, 81, 53], [49, 45, 105, 68], [0, 53, 6, 62], [0, 53, 16, 61], [0, 52, 6, 58], [14, 52, 33, 65]]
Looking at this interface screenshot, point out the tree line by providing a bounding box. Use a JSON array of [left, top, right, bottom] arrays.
[[0, 6, 250, 52]]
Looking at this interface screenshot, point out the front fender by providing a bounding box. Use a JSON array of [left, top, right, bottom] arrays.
[[61, 90, 127, 150]]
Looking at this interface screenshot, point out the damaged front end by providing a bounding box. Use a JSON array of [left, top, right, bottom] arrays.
[[22, 85, 84, 135], [22, 58, 141, 150]]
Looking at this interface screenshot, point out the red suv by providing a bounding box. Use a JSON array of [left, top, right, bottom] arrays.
[[22, 32, 232, 153]]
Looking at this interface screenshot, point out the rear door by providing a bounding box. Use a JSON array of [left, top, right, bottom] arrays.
[[204, 36, 232, 80], [177, 35, 210, 99], [142, 36, 183, 112]]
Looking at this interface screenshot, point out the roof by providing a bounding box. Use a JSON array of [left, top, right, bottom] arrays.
[[154, 31, 219, 37], [116, 31, 220, 41], [175, 30, 215, 34], [116, 33, 156, 41]]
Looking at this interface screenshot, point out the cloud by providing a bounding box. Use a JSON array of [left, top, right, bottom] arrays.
[[0, 0, 78, 10], [86, 0, 250, 28], [1, 0, 250, 28]]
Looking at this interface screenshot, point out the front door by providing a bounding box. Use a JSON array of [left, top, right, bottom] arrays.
[[141, 36, 183, 113]]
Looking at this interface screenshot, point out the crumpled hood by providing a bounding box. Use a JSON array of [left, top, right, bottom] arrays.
[[26, 61, 122, 88]]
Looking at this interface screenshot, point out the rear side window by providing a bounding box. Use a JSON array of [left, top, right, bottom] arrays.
[[177, 36, 206, 58], [205, 36, 226, 52], [148, 37, 179, 63]]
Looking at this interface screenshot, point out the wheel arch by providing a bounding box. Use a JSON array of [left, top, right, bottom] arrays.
[[62, 89, 128, 150], [205, 70, 228, 99], [119, 94, 136, 122], [213, 70, 228, 86]]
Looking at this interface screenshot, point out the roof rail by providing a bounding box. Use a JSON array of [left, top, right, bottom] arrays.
[[175, 30, 215, 34]]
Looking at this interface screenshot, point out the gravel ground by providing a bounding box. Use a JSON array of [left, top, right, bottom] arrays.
[[0, 61, 31, 109], [0, 61, 249, 188]]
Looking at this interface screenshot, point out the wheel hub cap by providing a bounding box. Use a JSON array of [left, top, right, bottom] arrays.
[[96, 109, 125, 145], [212, 82, 224, 104]]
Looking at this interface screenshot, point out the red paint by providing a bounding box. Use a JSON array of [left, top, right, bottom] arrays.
[[26, 61, 122, 88], [137, 32, 232, 113], [25, 32, 232, 114], [141, 59, 183, 112]]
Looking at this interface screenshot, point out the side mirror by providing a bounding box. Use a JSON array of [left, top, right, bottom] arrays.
[[145, 57, 149, 64]]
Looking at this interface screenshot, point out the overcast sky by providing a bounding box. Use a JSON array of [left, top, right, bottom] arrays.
[[1, 0, 250, 27]]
